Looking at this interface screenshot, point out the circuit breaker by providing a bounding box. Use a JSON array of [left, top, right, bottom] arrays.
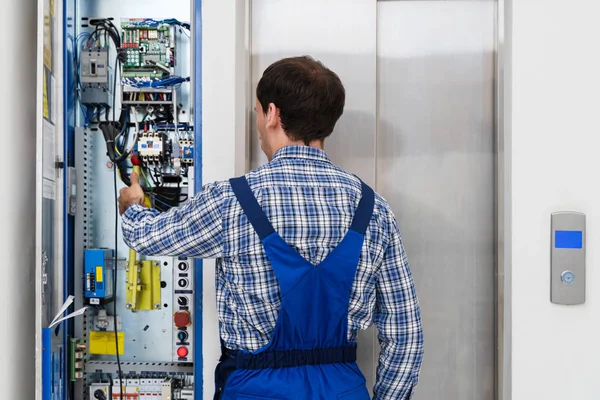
[[80, 47, 111, 107]]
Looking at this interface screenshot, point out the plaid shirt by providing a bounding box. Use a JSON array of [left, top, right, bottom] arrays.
[[122, 145, 423, 399]]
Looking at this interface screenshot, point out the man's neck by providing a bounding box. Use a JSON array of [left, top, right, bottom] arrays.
[[268, 140, 323, 161]]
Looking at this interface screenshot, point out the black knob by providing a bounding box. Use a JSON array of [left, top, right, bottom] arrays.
[[177, 296, 188, 306]]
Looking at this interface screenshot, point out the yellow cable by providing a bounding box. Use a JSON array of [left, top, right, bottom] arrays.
[[133, 165, 152, 208]]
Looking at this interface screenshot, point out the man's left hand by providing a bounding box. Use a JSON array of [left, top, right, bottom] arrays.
[[118, 172, 145, 215]]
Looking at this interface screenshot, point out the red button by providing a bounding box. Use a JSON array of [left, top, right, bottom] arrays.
[[177, 347, 188, 358], [174, 311, 191, 328]]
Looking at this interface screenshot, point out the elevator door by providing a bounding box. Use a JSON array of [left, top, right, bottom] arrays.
[[250, 1, 496, 399], [377, 1, 496, 399]]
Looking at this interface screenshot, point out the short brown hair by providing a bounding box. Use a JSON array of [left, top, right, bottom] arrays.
[[256, 56, 345, 144]]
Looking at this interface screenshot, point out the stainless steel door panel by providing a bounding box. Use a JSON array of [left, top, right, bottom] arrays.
[[377, 1, 496, 399], [250, 0, 377, 185]]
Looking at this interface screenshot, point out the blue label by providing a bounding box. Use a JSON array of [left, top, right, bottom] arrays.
[[555, 230, 583, 249]]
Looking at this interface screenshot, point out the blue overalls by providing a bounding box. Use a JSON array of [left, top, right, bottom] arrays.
[[214, 176, 375, 400]]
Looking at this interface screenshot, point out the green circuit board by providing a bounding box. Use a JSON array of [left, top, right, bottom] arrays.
[[121, 23, 172, 70]]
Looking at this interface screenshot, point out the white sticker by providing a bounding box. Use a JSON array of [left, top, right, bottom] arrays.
[[42, 178, 55, 200], [49, 295, 74, 327], [49, 306, 88, 329], [50, 74, 57, 124], [90, 298, 100, 305]]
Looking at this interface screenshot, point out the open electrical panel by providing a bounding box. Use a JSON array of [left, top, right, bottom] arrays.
[[41, 1, 201, 399]]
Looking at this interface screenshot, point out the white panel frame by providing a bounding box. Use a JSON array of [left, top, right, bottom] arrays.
[[201, 0, 251, 398], [496, 0, 512, 399]]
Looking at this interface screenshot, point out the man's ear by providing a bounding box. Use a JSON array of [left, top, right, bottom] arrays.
[[266, 103, 279, 129]]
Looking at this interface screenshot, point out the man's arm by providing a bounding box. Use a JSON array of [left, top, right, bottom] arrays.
[[372, 215, 424, 399], [121, 181, 225, 258]]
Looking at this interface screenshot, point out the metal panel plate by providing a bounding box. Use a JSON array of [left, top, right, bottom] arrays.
[[377, 1, 496, 399], [90, 257, 176, 363]]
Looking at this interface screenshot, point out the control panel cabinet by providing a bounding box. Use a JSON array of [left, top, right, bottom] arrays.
[[38, 1, 202, 399]]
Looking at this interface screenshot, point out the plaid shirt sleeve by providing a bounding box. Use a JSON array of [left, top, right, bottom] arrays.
[[121, 181, 225, 258], [373, 210, 424, 400]]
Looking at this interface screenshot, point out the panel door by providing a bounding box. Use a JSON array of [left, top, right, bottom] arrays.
[[36, 0, 66, 398], [377, 1, 497, 399]]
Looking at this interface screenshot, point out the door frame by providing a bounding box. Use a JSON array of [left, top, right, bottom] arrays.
[[495, 0, 512, 399]]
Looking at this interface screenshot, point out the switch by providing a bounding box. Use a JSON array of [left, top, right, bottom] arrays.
[[561, 270, 575, 285], [177, 296, 188, 307], [178, 278, 188, 288], [177, 331, 188, 342], [174, 311, 191, 328], [178, 262, 188, 271]]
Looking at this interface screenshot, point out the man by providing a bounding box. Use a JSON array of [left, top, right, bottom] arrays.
[[119, 56, 423, 399]]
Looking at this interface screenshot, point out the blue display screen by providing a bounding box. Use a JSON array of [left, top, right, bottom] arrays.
[[555, 230, 583, 249]]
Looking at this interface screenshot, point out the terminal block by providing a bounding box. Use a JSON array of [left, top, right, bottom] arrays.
[[69, 338, 85, 381]]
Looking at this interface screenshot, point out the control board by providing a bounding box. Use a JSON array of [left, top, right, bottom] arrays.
[[70, 6, 196, 400]]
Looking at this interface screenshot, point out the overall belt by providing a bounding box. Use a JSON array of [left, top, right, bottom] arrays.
[[223, 346, 358, 370]]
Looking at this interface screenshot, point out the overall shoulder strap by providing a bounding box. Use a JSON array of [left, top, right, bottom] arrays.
[[229, 176, 275, 240], [349, 180, 375, 236]]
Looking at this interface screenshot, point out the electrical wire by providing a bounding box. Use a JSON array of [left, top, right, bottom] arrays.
[[112, 57, 119, 122], [151, 195, 174, 210], [121, 76, 189, 89], [112, 167, 124, 400], [140, 169, 152, 188]]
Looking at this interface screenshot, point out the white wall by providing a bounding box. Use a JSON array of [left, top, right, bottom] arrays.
[[2, 0, 37, 399], [510, 1, 600, 399]]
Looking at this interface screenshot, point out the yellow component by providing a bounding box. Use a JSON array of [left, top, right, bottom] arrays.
[[125, 260, 161, 312], [132, 164, 152, 208], [143, 194, 152, 208], [43, 70, 49, 119], [89, 331, 124, 355], [125, 164, 156, 311], [95, 266, 103, 282]]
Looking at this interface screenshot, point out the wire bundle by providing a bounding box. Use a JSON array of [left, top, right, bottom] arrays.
[[122, 18, 190, 30], [121, 76, 189, 89]]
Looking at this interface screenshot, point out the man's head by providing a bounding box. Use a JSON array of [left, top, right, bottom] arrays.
[[255, 56, 345, 159]]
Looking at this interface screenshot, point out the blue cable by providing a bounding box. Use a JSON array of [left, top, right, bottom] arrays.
[[121, 76, 189, 89], [152, 196, 173, 209], [124, 18, 190, 30]]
